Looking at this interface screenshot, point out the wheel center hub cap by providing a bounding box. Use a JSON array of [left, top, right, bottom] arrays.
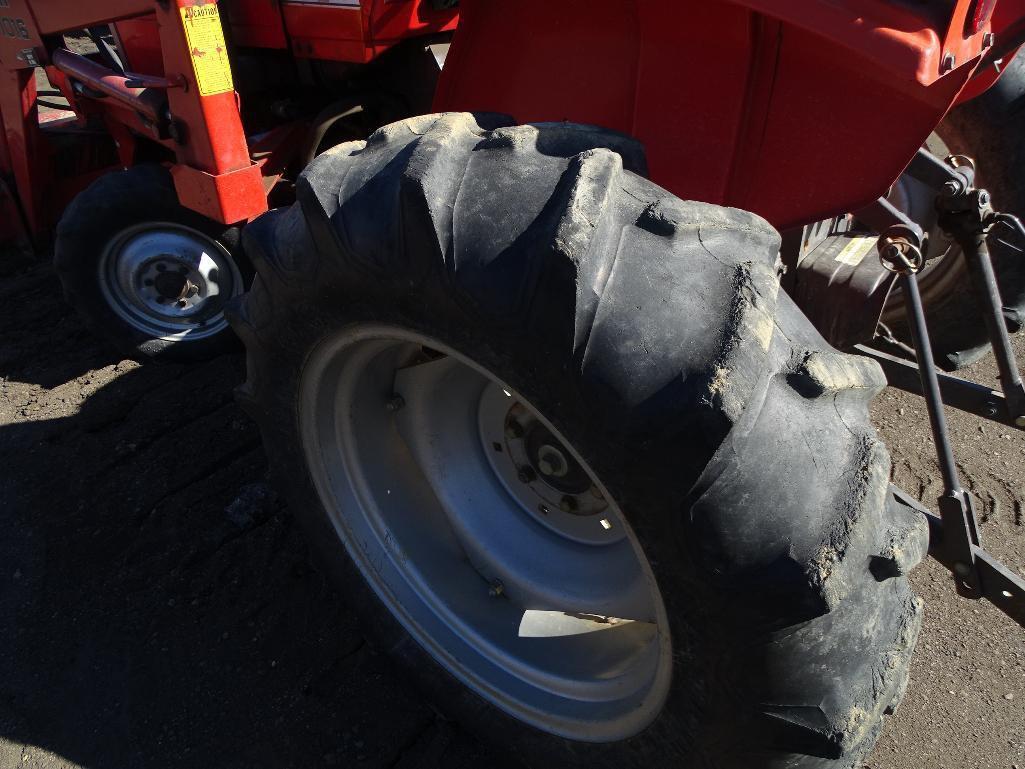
[[98, 222, 243, 340]]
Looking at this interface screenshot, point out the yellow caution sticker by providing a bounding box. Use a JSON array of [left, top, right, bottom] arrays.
[[180, 4, 233, 97]]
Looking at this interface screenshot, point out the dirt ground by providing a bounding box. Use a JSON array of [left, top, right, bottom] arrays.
[[0, 261, 1023, 769]]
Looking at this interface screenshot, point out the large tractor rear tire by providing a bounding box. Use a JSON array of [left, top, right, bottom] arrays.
[[55, 164, 246, 362], [230, 113, 927, 768]]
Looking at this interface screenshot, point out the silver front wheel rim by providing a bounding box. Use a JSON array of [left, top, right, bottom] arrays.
[[300, 325, 672, 742], [99, 222, 242, 341]]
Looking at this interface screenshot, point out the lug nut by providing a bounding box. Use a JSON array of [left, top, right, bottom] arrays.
[[385, 394, 405, 412], [517, 466, 536, 484], [559, 495, 578, 513], [1015, 415, 1025, 428], [537, 444, 568, 477], [504, 420, 524, 439]]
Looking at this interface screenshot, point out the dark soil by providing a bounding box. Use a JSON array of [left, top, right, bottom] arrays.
[[0, 265, 493, 769], [0, 261, 1022, 769]]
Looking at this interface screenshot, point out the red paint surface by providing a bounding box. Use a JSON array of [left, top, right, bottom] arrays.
[[223, 0, 288, 49], [435, 0, 989, 230], [155, 0, 267, 221], [4, 0, 1021, 239], [0, 68, 40, 233], [281, 0, 457, 62], [114, 16, 165, 75]]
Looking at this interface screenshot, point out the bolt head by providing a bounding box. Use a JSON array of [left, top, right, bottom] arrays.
[[385, 394, 405, 412], [559, 495, 578, 513], [517, 466, 536, 484], [536, 445, 568, 477], [941, 52, 956, 72], [504, 420, 524, 439], [1015, 415, 1025, 428], [882, 243, 901, 260], [488, 580, 504, 598]]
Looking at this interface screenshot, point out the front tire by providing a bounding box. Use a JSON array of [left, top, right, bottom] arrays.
[[55, 164, 246, 362], [231, 113, 927, 767]]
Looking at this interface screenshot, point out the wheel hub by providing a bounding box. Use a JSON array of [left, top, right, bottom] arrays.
[[299, 326, 671, 742], [98, 222, 242, 340], [525, 424, 591, 495], [483, 396, 617, 543]]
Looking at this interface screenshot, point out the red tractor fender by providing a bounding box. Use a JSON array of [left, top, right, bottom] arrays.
[[434, 0, 995, 231]]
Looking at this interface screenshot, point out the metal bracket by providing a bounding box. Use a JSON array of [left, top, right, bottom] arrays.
[[876, 228, 984, 595], [936, 185, 1025, 427], [890, 487, 1025, 628], [855, 344, 1014, 426], [867, 160, 1025, 619]]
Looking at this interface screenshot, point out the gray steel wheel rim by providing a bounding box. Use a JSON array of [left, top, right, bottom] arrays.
[[98, 222, 242, 341], [300, 325, 672, 742]]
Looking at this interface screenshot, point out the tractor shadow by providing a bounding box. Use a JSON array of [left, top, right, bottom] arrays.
[[0, 266, 492, 769], [0, 266, 122, 388]]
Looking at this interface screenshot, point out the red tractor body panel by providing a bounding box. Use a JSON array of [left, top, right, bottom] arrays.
[[222, 0, 458, 62], [433, 0, 1000, 230], [0, 0, 1020, 241]]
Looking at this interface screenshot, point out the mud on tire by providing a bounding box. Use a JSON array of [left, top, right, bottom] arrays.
[[230, 112, 928, 768]]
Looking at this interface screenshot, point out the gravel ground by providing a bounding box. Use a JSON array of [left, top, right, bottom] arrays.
[[0, 261, 1023, 769]]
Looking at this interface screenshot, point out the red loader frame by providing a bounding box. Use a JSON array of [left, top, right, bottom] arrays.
[[0, 0, 457, 246]]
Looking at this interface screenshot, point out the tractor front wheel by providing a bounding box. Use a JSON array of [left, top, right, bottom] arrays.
[[55, 164, 246, 362], [231, 113, 928, 768]]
